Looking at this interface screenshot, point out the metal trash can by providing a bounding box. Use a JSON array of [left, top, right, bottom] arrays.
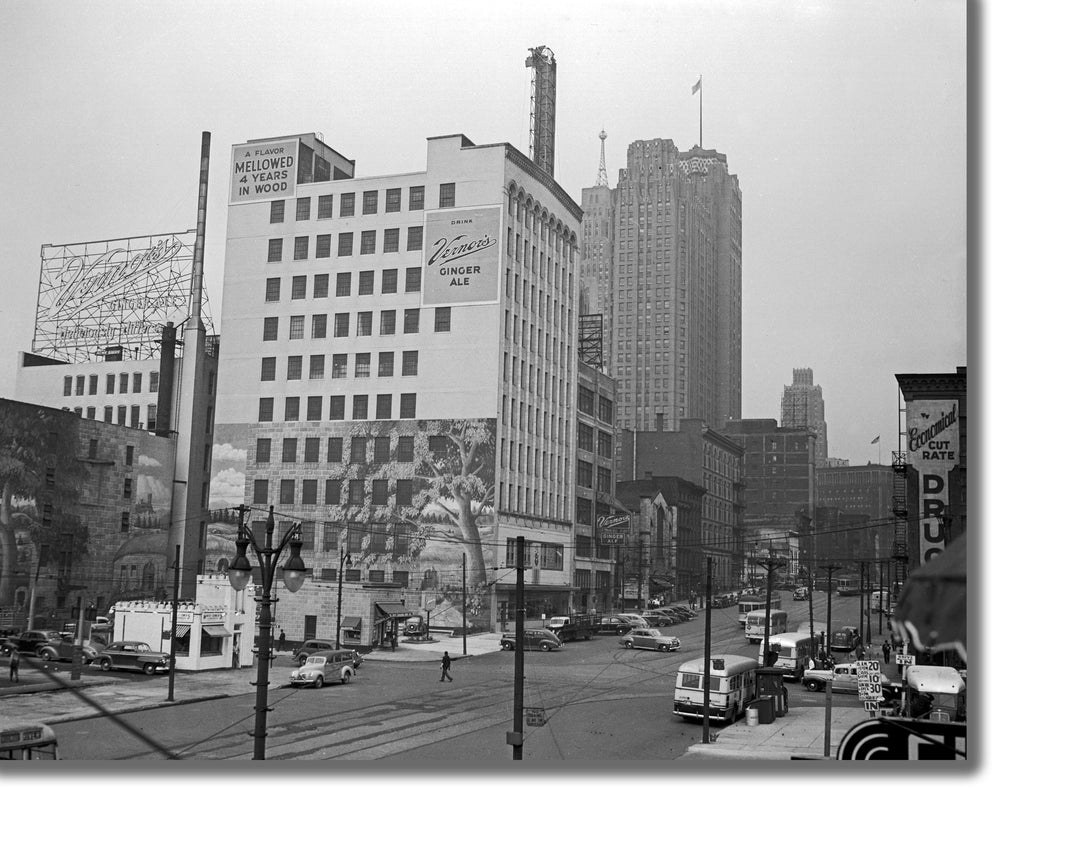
[[755, 696, 776, 725], [746, 705, 759, 726]]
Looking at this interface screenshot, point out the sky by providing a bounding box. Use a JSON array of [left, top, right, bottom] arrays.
[[0, 0, 965, 468]]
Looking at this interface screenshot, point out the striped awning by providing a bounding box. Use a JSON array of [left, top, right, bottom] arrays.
[[172, 625, 191, 639]]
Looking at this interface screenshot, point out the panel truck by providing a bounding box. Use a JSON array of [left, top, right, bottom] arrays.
[[544, 615, 600, 642]]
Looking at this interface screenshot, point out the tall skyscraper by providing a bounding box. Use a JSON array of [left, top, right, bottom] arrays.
[[583, 138, 742, 436], [781, 367, 828, 464]]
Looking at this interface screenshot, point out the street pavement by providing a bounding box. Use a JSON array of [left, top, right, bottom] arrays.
[[0, 632, 505, 727]]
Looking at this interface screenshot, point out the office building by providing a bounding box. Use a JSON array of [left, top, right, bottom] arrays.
[[584, 139, 742, 439], [781, 368, 828, 464], [212, 132, 582, 633]]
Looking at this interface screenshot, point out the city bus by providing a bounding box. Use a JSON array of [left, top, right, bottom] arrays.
[[737, 595, 782, 625], [0, 721, 59, 760], [744, 608, 789, 643], [673, 654, 759, 724], [757, 631, 815, 680]]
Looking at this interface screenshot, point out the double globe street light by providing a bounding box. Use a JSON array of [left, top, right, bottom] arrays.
[[228, 505, 306, 760]]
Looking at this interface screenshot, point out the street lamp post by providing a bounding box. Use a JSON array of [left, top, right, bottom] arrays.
[[228, 504, 306, 761]]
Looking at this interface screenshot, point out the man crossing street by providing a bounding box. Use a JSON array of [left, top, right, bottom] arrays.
[[439, 651, 455, 682]]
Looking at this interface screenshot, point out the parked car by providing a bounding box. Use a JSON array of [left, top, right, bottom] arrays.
[[98, 641, 171, 674], [289, 650, 356, 688], [622, 628, 681, 652], [802, 662, 900, 696], [597, 615, 635, 636], [499, 628, 561, 652], [9, 630, 63, 656], [37, 635, 103, 665], [792, 587, 810, 601], [292, 639, 334, 665], [641, 611, 675, 628], [612, 612, 650, 629], [659, 606, 692, 622], [669, 604, 697, 619]]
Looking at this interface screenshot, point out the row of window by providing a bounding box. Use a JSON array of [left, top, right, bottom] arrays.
[[578, 386, 614, 423], [63, 371, 159, 397], [267, 227, 425, 262], [252, 476, 416, 508], [268, 183, 455, 223], [257, 393, 416, 422], [260, 351, 419, 381], [267, 267, 422, 301], [576, 423, 614, 458], [62, 404, 157, 430], [262, 307, 452, 340], [253, 434, 426, 465]]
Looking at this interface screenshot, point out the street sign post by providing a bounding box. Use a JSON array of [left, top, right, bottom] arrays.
[[525, 707, 547, 727], [895, 653, 915, 665], [856, 659, 884, 709]]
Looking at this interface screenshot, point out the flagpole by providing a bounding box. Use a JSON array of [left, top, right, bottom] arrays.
[[699, 79, 703, 148]]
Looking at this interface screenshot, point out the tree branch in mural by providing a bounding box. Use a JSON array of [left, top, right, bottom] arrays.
[[331, 418, 496, 600], [0, 403, 88, 607]]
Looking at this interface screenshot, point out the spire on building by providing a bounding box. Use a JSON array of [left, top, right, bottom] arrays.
[[595, 129, 609, 187]]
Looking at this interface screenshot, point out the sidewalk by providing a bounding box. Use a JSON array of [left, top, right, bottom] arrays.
[[0, 634, 505, 727], [680, 706, 869, 760]]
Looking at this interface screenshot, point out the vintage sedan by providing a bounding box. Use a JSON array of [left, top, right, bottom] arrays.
[[802, 662, 900, 696], [98, 641, 171, 674], [622, 628, 681, 652], [499, 628, 561, 652], [37, 635, 103, 665]]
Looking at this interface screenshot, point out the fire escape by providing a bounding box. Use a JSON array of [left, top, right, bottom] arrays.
[[890, 449, 910, 590]]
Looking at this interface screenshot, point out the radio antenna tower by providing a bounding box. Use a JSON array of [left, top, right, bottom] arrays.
[[595, 128, 609, 187]]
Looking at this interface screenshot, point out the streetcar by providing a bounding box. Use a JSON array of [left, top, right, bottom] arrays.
[[0, 721, 59, 760]]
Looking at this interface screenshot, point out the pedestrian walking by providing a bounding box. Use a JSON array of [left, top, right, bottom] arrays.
[[881, 639, 892, 664], [232, 640, 241, 669], [9, 650, 20, 683], [439, 651, 455, 682], [277, 628, 286, 651]]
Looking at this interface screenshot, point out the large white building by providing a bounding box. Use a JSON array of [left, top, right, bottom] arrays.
[[212, 132, 582, 634]]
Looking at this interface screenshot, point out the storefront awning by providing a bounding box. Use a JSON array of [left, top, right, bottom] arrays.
[[650, 576, 673, 589], [375, 602, 412, 618], [172, 625, 191, 639], [341, 616, 362, 629], [202, 625, 232, 638]]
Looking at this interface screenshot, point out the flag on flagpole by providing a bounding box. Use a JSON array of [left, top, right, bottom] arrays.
[[870, 435, 880, 445], [691, 76, 701, 95]]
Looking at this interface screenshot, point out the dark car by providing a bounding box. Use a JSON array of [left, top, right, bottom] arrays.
[[292, 639, 334, 665], [641, 611, 675, 628], [37, 635, 103, 665], [597, 615, 635, 636], [830, 626, 863, 653], [8, 630, 63, 656], [98, 641, 171, 674], [792, 587, 810, 601], [659, 606, 693, 622], [669, 604, 697, 619], [499, 628, 561, 652]]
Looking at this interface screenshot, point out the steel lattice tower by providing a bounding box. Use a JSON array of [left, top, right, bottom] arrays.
[[596, 129, 609, 187], [526, 46, 557, 177]]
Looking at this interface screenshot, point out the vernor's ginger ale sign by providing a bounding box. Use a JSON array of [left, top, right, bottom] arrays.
[[35, 231, 195, 361], [230, 139, 299, 204], [422, 206, 501, 305], [906, 400, 960, 563]]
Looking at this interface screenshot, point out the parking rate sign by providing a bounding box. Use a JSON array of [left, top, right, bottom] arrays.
[[856, 660, 884, 702]]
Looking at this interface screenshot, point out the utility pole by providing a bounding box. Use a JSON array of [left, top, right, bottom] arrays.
[[761, 555, 783, 670], [637, 533, 645, 610], [70, 595, 84, 682], [461, 551, 468, 657], [701, 556, 714, 743], [509, 535, 526, 760], [822, 564, 842, 664], [878, 561, 885, 636], [166, 544, 181, 701], [859, 562, 866, 647], [335, 547, 349, 650]]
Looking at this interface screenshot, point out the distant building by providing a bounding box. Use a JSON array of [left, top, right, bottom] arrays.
[[616, 475, 705, 604], [573, 360, 618, 612], [722, 418, 815, 537], [617, 418, 744, 590], [816, 462, 895, 560], [584, 138, 742, 440], [781, 368, 828, 464]]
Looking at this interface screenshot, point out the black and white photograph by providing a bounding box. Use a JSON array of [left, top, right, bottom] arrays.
[[0, 0, 1057, 829]]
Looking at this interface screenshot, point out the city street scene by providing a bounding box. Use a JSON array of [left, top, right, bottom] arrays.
[[0, 0, 967, 775]]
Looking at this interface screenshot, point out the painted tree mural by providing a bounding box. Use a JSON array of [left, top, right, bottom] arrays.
[[331, 418, 496, 615], [0, 402, 87, 607]]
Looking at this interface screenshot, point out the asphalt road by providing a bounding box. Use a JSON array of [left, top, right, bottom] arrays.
[[51, 594, 884, 761]]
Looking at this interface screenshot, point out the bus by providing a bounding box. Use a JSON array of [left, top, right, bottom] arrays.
[[737, 595, 782, 625], [0, 721, 59, 760], [758, 631, 815, 680], [744, 608, 789, 643], [870, 590, 892, 613], [673, 654, 760, 724]]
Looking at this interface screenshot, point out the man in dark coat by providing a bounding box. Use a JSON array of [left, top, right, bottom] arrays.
[[439, 651, 455, 682]]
